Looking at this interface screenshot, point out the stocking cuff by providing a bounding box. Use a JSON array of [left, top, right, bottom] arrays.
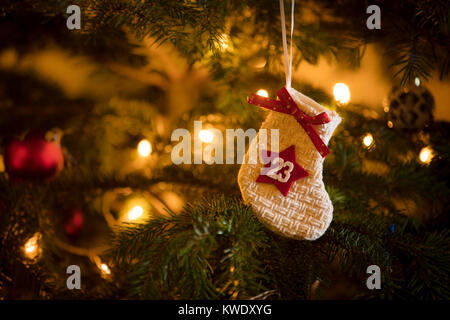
[[287, 87, 342, 143]]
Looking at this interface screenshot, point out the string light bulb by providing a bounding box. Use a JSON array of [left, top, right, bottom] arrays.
[[122, 198, 149, 223], [100, 263, 111, 275], [256, 89, 269, 98], [23, 232, 41, 260], [199, 130, 214, 143], [362, 133, 375, 148], [127, 205, 144, 221], [333, 83, 351, 105], [414, 77, 421, 87], [137, 139, 152, 157], [91, 255, 112, 278], [218, 34, 229, 51], [419, 146, 434, 164]]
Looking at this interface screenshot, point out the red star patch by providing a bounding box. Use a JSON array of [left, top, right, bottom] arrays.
[[256, 145, 309, 196]]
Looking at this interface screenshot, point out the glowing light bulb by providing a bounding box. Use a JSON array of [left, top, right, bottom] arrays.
[[256, 89, 269, 98], [419, 146, 434, 164], [362, 133, 374, 148], [415, 77, 421, 87], [333, 83, 351, 105], [137, 139, 152, 157], [199, 130, 214, 143], [218, 34, 229, 51], [91, 255, 112, 278], [23, 233, 41, 259], [100, 263, 111, 275], [25, 239, 37, 254], [127, 205, 144, 221]]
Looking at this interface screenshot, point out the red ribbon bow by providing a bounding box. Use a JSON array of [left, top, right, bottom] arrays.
[[247, 87, 331, 158]]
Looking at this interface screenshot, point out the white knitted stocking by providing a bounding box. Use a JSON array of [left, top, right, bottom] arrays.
[[238, 87, 341, 240]]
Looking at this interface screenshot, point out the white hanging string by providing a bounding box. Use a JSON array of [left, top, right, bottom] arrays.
[[279, 0, 295, 88]]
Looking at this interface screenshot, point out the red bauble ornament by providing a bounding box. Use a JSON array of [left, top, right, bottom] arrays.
[[4, 130, 64, 181], [64, 208, 84, 237]]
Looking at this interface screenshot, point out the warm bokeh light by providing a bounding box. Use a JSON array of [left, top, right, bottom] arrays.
[[362, 133, 374, 148], [256, 89, 269, 98], [121, 198, 150, 224], [127, 205, 144, 221], [100, 263, 111, 275], [387, 121, 394, 128], [92, 255, 112, 277], [199, 130, 214, 143], [333, 83, 351, 105], [419, 146, 434, 164], [137, 139, 152, 157], [415, 77, 421, 87], [218, 34, 229, 51], [23, 233, 41, 260]]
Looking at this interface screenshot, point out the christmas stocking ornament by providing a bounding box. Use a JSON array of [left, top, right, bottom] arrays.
[[238, 87, 341, 240]]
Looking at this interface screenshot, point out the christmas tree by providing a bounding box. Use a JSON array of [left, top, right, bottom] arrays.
[[0, 0, 449, 300]]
